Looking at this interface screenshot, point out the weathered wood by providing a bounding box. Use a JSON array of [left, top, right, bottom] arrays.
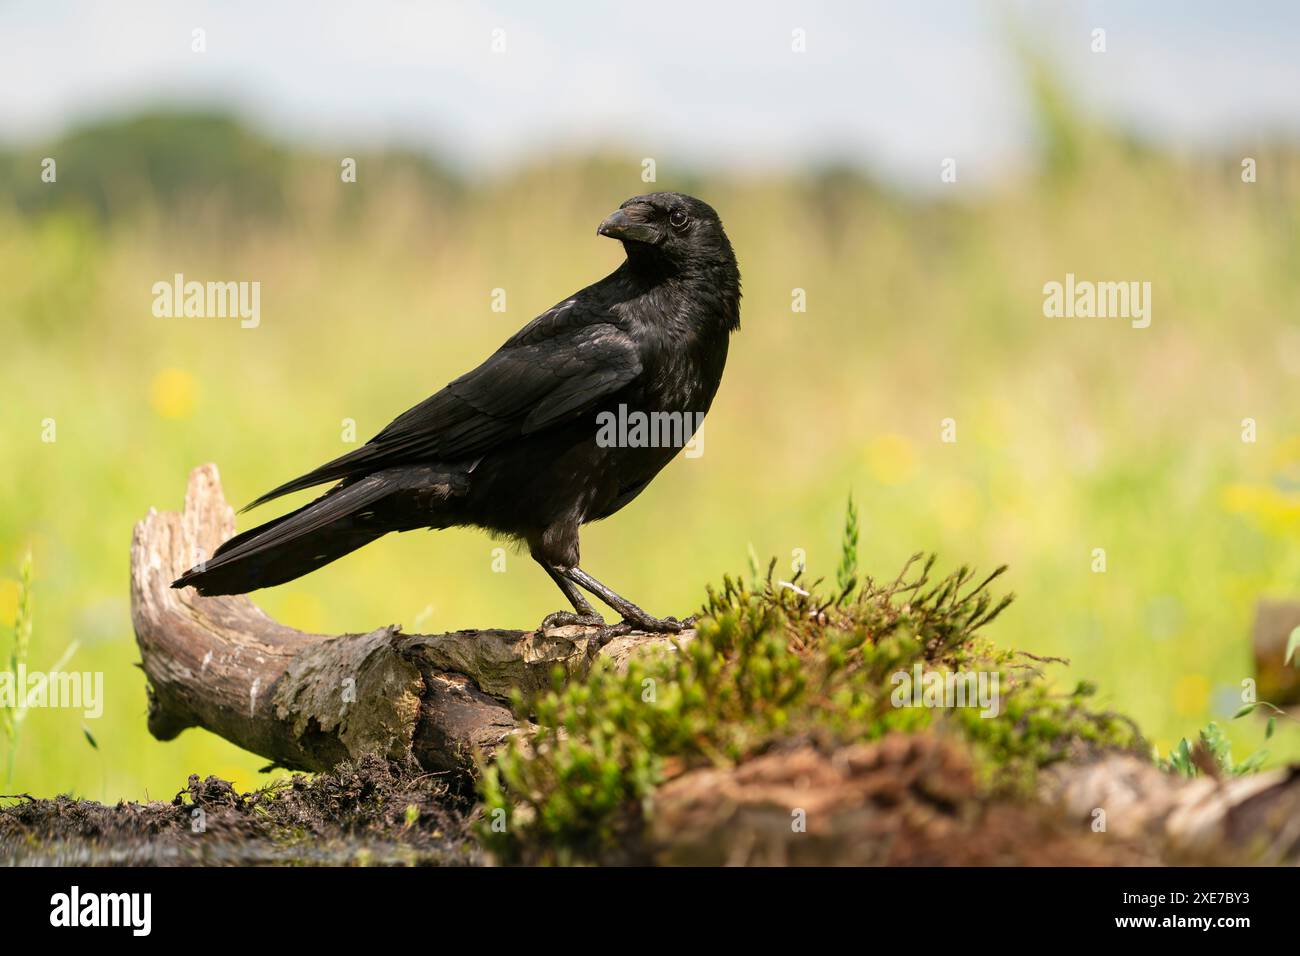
[[647, 737, 1300, 865], [131, 464, 691, 774], [1044, 753, 1300, 863]]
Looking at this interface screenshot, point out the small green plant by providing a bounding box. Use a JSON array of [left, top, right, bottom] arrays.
[[1181, 636, 1300, 778], [1160, 720, 1269, 778], [836, 491, 859, 594], [745, 542, 762, 590], [1, 553, 33, 786]]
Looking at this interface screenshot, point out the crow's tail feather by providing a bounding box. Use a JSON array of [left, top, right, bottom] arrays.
[[238, 444, 380, 513], [172, 475, 399, 596]]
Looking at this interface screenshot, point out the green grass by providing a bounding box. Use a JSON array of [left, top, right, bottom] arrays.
[[2, 84, 1299, 801], [1, 552, 33, 786]]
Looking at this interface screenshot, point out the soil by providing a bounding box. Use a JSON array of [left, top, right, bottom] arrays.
[[0, 754, 479, 866], [5, 736, 1293, 866]]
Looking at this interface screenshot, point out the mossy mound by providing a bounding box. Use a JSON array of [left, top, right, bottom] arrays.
[[480, 556, 1145, 864]]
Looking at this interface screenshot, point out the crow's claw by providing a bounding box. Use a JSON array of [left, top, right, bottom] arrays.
[[617, 612, 691, 634], [537, 610, 606, 634], [581, 615, 697, 661]]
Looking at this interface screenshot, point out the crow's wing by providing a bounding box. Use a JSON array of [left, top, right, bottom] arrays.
[[242, 300, 642, 511]]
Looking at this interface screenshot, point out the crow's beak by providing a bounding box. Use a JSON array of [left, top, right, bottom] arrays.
[[597, 205, 659, 243]]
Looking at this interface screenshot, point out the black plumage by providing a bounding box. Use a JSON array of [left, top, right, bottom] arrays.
[[172, 192, 741, 633]]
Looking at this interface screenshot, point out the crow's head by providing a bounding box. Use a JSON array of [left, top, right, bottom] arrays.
[[598, 192, 735, 274]]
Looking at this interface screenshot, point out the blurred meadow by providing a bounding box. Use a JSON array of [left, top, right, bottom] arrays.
[[2, 63, 1300, 801]]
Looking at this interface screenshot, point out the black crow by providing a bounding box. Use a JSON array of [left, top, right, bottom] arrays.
[[173, 192, 741, 634]]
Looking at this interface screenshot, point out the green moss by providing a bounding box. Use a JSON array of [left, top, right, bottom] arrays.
[[479, 554, 1144, 864]]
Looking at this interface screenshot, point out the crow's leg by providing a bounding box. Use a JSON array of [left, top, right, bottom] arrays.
[[563, 567, 692, 634], [536, 563, 607, 631]]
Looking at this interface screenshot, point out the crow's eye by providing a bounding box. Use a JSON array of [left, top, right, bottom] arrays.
[[668, 209, 689, 230]]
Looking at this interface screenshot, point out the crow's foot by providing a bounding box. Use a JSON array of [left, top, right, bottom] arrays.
[[614, 611, 695, 635], [536, 609, 607, 634], [576, 614, 697, 660]]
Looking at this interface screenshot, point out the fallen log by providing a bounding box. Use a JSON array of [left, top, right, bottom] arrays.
[[130, 464, 691, 775]]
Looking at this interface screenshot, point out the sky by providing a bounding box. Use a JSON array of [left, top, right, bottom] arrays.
[[1, 0, 1299, 187]]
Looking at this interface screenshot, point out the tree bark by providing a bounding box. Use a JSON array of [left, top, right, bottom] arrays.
[[130, 464, 691, 775]]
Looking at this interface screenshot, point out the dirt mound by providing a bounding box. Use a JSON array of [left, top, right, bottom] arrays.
[[0, 754, 477, 866]]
